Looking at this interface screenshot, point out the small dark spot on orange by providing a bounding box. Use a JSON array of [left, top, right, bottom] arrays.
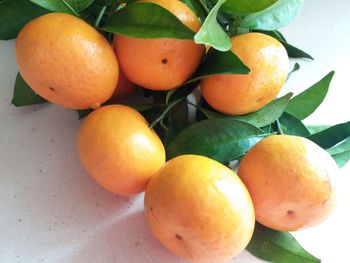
[[287, 210, 295, 216], [161, 58, 168, 64], [175, 234, 183, 240], [150, 206, 153, 212], [49, 87, 55, 92]]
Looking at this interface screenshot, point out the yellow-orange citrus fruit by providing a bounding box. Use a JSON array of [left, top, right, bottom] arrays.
[[16, 13, 118, 109], [111, 70, 136, 101], [78, 105, 165, 196], [114, 0, 204, 90], [145, 155, 255, 263], [201, 32, 289, 115], [238, 135, 337, 231]]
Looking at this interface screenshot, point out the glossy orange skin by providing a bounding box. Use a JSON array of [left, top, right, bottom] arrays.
[[111, 70, 136, 101], [114, 0, 205, 90], [78, 105, 165, 196], [201, 33, 289, 115], [16, 13, 118, 109], [238, 135, 338, 231], [145, 155, 255, 263]]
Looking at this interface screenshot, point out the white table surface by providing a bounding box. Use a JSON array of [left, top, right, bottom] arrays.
[[1, 1, 350, 262]]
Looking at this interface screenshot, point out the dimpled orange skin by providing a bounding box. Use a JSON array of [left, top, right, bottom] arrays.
[[16, 13, 118, 109], [78, 105, 165, 196], [201, 33, 289, 115], [114, 0, 205, 90], [145, 155, 255, 263], [238, 135, 338, 231]]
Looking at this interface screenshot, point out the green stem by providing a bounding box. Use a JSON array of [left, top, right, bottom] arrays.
[[149, 99, 183, 129], [107, 1, 119, 18], [94, 5, 107, 28], [232, 16, 242, 36], [276, 119, 284, 135], [61, 0, 80, 17]]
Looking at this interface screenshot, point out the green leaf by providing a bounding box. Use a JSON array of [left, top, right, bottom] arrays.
[[12, 73, 47, 107], [327, 137, 350, 167], [0, 0, 48, 40], [209, 0, 278, 15], [102, 2, 195, 40], [194, 0, 232, 51], [200, 93, 293, 128], [287, 63, 300, 80], [240, 0, 304, 30], [247, 223, 321, 263], [167, 119, 265, 163], [256, 30, 313, 60], [283, 41, 314, 60], [30, 0, 94, 14], [331, 150, 350, 168], [189, 48, 250, 82], [307, 121, 350, 149], [278, 112, 310, 136], [180, 0, 206, 23], [285, 71, 335, 120], [306, 124, 331, 134]]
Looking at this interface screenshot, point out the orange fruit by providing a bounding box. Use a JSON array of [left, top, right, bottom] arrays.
[[201, 32, 289, 115], [16, 13, 118, 109], [114, 0, 205, 90], [78, 105, 165, 196], [145, 155, 255, 263], [238, 135, 338, 231], [111, 69, 136, 101]]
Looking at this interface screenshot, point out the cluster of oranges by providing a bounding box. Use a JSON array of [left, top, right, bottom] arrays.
[[15, 0, 338, 262]]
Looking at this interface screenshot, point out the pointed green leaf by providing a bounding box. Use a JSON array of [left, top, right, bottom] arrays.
[[278, 112, 310, 136], [0, 0, 48, 40], [200, 93, 293, 127], [331, 150, 350, 168], [240, 0, 304, 30], [189, 48, 250, 82], [102, 2, 195, 39], [306, 124, 331, 134], [286, 71, 335, 120], [247, 223, 321, 263], [308, 121, 350, 149], [208, 0, 278, 15], [194, 0, 232, 51], [167, 119, 265, 163], [31, 0, 94, 15], [12, 73, 47, 107]]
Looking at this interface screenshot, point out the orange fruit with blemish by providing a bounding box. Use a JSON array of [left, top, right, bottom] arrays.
[[114, 0, 205, 90], [144, 155, 255, 263], [238, 135, 338, 231], [16, 13, 118, 109], [201, 32, 289, 115], [78, 105, 165, 196]]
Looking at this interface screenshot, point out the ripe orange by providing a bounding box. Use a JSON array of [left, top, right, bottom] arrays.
[[78, 105, 165, 196], [145, 155, 255, 263], [114, 0, 205, 90], [201, 32, 289, 115], [16, 13, 118, 109], [238, 135, 338, 231], [110, 70, 136, 101]]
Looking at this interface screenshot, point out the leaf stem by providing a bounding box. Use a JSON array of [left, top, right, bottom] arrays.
[[149, 99, 183, 129], [94, 5, 107, 28], [232, 16, 242, 36], [276, 119, 284, 135], [61, 0, 80, 17]]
